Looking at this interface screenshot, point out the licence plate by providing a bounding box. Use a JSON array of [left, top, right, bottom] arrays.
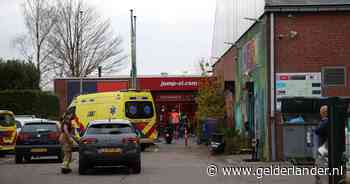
[[100, 148, 122, 154], [3, 138, 13, 143], [30, 148, 47, 153]]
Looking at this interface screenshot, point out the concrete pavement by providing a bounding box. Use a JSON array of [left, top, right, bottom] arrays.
[[0, 139, 316, 184]]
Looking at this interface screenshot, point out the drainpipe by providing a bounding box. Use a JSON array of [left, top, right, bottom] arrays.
[[270, 12, 276, 161]]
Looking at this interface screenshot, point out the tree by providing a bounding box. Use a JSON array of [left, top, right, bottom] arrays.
[[195, 77, 225, 121], [198, 57, 212, 76], [12, 0, 57, 87], [13, 0, 126, 88], [0, 59, 40, 90], [47, 0, 126, 77]]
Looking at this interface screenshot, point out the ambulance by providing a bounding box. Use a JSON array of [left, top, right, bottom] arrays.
[[0, 110, 17, 155], [67, 90, 157, 150]]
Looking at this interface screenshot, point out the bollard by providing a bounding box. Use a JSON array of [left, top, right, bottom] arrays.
[[185, 127, 188, 147]]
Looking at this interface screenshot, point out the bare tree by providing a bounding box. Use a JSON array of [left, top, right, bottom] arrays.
[[12, 0, 57, 87], [11, 35, 33, 63], [47, 0, 126, 77], [199, 57, 211, 76]]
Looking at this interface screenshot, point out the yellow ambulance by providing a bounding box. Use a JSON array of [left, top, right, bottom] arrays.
[[67, 90, 157, 148], [0, 110, 17, 155]]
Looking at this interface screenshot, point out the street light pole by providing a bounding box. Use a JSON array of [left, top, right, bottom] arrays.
[[78, 10, 84, 94], [130, 9, 137, 89]]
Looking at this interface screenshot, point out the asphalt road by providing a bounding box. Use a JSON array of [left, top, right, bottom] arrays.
[[0, 139, 315, 184]]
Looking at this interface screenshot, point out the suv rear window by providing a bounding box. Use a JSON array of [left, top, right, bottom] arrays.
[[22, 123, 58, 133], [86, 123, 133, 135], [0, 114, 15, 127], [125, 101, 154, 119]]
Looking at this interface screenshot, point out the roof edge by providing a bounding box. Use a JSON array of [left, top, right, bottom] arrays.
[[265, 4, 350, 12], [54, 75, 205, 80], [212, 46, 236, 67]]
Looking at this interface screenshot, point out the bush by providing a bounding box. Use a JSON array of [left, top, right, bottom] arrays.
[[0, 90, 59, 119]]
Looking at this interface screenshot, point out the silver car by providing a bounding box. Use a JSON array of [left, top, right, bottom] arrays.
[[78, 119, 141, 174]]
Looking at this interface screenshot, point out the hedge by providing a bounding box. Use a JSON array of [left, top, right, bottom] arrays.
[[0, 90, 59, 120], [0, 59, 40, 90]]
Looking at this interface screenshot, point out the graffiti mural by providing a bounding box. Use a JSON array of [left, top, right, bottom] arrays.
[[242, 39, 257, 74], [235, 17, 269, 160]]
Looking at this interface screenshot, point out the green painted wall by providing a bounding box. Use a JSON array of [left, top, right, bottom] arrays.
[[234, 16, 269, 160]]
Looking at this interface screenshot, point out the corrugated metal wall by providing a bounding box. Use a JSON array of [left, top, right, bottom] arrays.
[[211, 0, 265, 59]]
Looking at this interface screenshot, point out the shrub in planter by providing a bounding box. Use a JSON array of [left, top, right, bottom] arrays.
[[222, 128, 242, 154]]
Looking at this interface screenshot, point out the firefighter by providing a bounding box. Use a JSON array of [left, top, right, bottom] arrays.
[[59, 113, 79, 174]]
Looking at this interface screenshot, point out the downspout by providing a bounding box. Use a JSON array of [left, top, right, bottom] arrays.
[[270, 12, 276, 161]]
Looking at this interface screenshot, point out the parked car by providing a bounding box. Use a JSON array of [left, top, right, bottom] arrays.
[[15, 120, 62, 163], [15, 115, 43, 133], [79, 119, 141, 174]]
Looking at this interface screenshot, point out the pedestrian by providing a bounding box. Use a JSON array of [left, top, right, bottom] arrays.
[[315, 105, 329, 155], [158, 105, 166, 138], [179, 112, 187, 138], [170, 109, 180, 139], [59, 113, 79, 174]]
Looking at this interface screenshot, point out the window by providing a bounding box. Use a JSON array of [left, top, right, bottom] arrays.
[[87, 111, 96, 117], [125, 101, 154, 119], [0, 114, 15, 127], [22, 123, 58, 132], [86, 123, 133, 135], [322, 67, 346, 87]]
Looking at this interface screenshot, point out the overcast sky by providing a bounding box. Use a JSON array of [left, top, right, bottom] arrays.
[[0, 0, 215, 76]]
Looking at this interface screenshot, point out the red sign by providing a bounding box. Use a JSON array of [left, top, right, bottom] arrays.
[[139, 77, 203, 91], [155, 94, 195, 102], [279, 75, 289, 80]]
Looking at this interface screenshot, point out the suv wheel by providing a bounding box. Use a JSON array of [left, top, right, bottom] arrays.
[[130, 158, 141, 174], [78, 156, 90, 175], [140, 145, 146, 152], [15, 154, 23, 164], [24, 155, 31, 162], [57, 151, 64, 163]]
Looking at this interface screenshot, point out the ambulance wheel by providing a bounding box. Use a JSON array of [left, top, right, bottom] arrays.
[[15, 154, 23, 164], [141, 145, 146, 152], [24, 155, 31, 162], [57, 153, 63, 163], [130, 159, 141, 174]]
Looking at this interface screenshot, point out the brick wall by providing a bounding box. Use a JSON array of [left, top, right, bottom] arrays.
[[275, 12, 350, 96], [54, 79, 67, 116], [213, 46, 236, 82]]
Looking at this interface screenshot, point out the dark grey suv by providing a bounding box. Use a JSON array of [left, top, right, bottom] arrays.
[[79, 120, 141, 174]]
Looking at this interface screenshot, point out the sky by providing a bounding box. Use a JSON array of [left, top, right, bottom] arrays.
[[0, 0, 216, 76]]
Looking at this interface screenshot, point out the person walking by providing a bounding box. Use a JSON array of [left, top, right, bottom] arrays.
[[315, 105, 329, 155], [170, 109, 180, 140], [59, 113, 79, 174], [158, 105, 166, 138]]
